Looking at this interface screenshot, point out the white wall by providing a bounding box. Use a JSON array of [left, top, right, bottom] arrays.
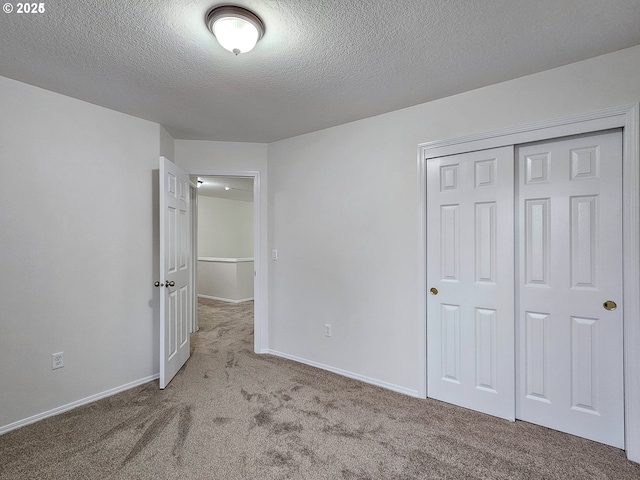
[[159, 126, 175, 161], [198, 196, 253, 258], [0, 76, 162, 431], [174, 140, 268, 349], [266, 45, 640, 395]]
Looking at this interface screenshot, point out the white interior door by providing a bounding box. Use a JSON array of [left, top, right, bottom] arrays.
[[159, 156, 191, 389], [427, 146, 515, 420], [516, 130, 624, 448]]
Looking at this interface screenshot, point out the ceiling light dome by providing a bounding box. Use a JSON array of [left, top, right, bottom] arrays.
[[206, 5, 265, 55]]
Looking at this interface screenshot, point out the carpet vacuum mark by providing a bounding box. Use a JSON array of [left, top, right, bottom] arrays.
[[1, 298, 639, 479]]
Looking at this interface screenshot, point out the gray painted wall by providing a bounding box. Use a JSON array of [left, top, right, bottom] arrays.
[[0, 76, 162, 429], [266, 45, 640, 394]]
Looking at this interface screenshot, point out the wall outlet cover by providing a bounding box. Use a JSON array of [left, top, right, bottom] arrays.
[[52, 352, 64, 370]]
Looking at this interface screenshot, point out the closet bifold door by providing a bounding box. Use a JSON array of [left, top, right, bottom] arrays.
[[426, 146, 515, 421]]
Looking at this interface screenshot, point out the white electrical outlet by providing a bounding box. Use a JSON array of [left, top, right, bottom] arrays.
[[272, 249, 278, 260], [324, 324, 332, 337], [52, 352, 64, 370]]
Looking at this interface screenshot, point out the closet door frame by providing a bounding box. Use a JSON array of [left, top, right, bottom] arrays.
[[417, 104, 640, 462]]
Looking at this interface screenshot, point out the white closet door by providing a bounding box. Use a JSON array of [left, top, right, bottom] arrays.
[[516, 130, 624, 448], [427, 146, 515, 420]]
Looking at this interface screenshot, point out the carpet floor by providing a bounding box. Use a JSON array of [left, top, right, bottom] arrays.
[[1, 298, 639, 479]]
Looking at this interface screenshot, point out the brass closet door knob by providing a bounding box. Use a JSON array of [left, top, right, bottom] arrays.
[[430, 287, 438, 295]]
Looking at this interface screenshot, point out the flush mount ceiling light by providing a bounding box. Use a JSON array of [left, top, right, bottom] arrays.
[[205, 5, 265, 55]]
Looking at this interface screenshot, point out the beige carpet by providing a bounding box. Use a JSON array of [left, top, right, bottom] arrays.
[[1, 298, 639, 479]]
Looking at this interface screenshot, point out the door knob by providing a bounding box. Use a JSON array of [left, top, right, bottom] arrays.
[[430, 287, 438, 295], [154, 281, 164, 287], [167, 281, 175, 287], [603, 300, 617, 311]]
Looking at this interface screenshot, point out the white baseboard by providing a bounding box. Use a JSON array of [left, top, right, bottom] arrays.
[[264, 349, 421, 398], [0, 374, 159, 436], [198, 294, 254, 304]]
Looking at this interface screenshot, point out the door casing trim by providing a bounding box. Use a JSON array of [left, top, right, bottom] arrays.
[[417, 104, 640, 462]]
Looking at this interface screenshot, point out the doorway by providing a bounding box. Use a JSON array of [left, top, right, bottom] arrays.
[[191, 175, 257, 348]]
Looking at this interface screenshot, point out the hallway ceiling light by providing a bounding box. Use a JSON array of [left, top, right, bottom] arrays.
[[205, 5, 265, 55]]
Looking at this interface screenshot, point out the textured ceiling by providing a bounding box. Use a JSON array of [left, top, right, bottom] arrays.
[[1, 1, 640, 143]]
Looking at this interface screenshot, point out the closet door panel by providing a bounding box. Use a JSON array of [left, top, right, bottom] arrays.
[[427, 146, 515, 420], [516, 130, 624, 448]]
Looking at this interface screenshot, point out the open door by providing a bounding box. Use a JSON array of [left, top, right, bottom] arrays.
[[158, 156, 191, 389]]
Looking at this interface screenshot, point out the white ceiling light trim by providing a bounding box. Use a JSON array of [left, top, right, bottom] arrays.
[[205, 5, 265, 55]]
